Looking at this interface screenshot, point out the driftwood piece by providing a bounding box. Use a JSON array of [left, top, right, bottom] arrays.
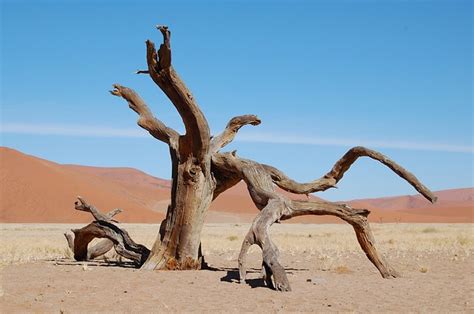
[[65, 197, 150, 266]]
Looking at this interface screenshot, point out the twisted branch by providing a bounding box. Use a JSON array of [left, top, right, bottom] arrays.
[[211, 115, 261, 153], [263, 146, 437, 203], [110, 84, 179, 146], [144, 26, 210, 159]]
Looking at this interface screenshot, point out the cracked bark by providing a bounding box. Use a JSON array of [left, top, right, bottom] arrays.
[[112, 26, 214, 270]]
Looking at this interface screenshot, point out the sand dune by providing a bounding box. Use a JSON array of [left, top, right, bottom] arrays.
[[1, 147, 472, 223], [0, 147, 166, 223], [348, 188, 473, 223]]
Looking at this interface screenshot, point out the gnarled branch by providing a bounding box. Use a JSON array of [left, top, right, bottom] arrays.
[[110, 84, 179, 146], [263, 146, 437, 203], [72, 221, 150, 266], [211, 114, 261, 153], [283, 200, 399, 278], [67, 197, 150, 266], [74, 196, 119, 222], [144, 26, 210, 159], [211, 151, 425, 290]]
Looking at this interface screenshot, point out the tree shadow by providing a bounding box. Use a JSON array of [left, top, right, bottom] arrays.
[[219, 268, 268, 289], [47, 258, 138, 269], [217, 265, 311, 289]]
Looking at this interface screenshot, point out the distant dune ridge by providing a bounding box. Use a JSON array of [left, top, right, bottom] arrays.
[[0, 147, 472, 223]]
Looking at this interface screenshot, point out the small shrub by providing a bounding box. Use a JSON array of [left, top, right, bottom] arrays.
[[457, 235, 470, 246], [227, 235, 238, 241], [421, 227, 438, 233], [419, 266, 428, 273]]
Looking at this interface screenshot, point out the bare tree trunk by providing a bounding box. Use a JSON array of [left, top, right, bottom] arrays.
[[112, 26, 215, 270]]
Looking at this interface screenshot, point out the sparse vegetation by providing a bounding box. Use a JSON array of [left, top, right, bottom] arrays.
[[1, 223, 472, 266], [419, 266, 429, 273]]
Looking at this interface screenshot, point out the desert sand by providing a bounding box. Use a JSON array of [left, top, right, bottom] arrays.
[[0, 223, 472, 312]]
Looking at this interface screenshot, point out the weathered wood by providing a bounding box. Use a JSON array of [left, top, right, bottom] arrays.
[[114, 25, 216, 271], [211, 151, 408, 290], [110, 84, 179, 145], [66, 197, 150, 266], [104, 25, 437, 291], [71, 221, 150, 266], [210, 115, 261, 153], [262, 146, 437, 203], [74, 196, 123, 221]]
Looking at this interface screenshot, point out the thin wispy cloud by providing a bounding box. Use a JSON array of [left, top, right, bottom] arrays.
[[1, 122, 472, 153], [1, 123, 147, 138], [236, 133, 474, 154]]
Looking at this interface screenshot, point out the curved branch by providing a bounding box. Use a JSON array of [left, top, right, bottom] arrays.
[[74, 196, 118, 222], [144, 26, 210, 159], [211, 115, 261, 153], [65, 232, 115, 260], [69, 197, 150, 266], [72, 221, 150, 266], [283, 200, 400, 278], [211, 166, 242, 200], [264, 146, 437, 203], [110, 84, 179, 146]]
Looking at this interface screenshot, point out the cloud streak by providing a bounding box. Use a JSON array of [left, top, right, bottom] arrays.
[[1, 122, 472, 153], [236, 133, 474, 154], [1, 123, 147, 138]]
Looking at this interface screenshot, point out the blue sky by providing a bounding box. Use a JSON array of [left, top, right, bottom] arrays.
[[1, 0, 472, 201]]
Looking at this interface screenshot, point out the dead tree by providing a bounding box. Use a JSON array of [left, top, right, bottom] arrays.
[[73, 25, 436, 291]]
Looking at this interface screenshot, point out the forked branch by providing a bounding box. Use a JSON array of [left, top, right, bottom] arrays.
[[144, 26, 210, 159], [74, 196, 122, 222]]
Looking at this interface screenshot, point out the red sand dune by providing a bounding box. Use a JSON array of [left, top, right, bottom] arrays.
[[0, 147, 166, 223], [1, 147, 472, 223], [347, 188, 473, 223]]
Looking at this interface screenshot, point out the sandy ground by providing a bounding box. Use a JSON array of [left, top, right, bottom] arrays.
[[1, 223, 473, 312]]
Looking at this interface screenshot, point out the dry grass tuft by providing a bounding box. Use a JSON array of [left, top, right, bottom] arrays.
[[227, 235, 238, 241], [419, 266, 428, 273], [421, 227, 438, 233], [333, 265, 353, 274], [457, 235, 471, 246]]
